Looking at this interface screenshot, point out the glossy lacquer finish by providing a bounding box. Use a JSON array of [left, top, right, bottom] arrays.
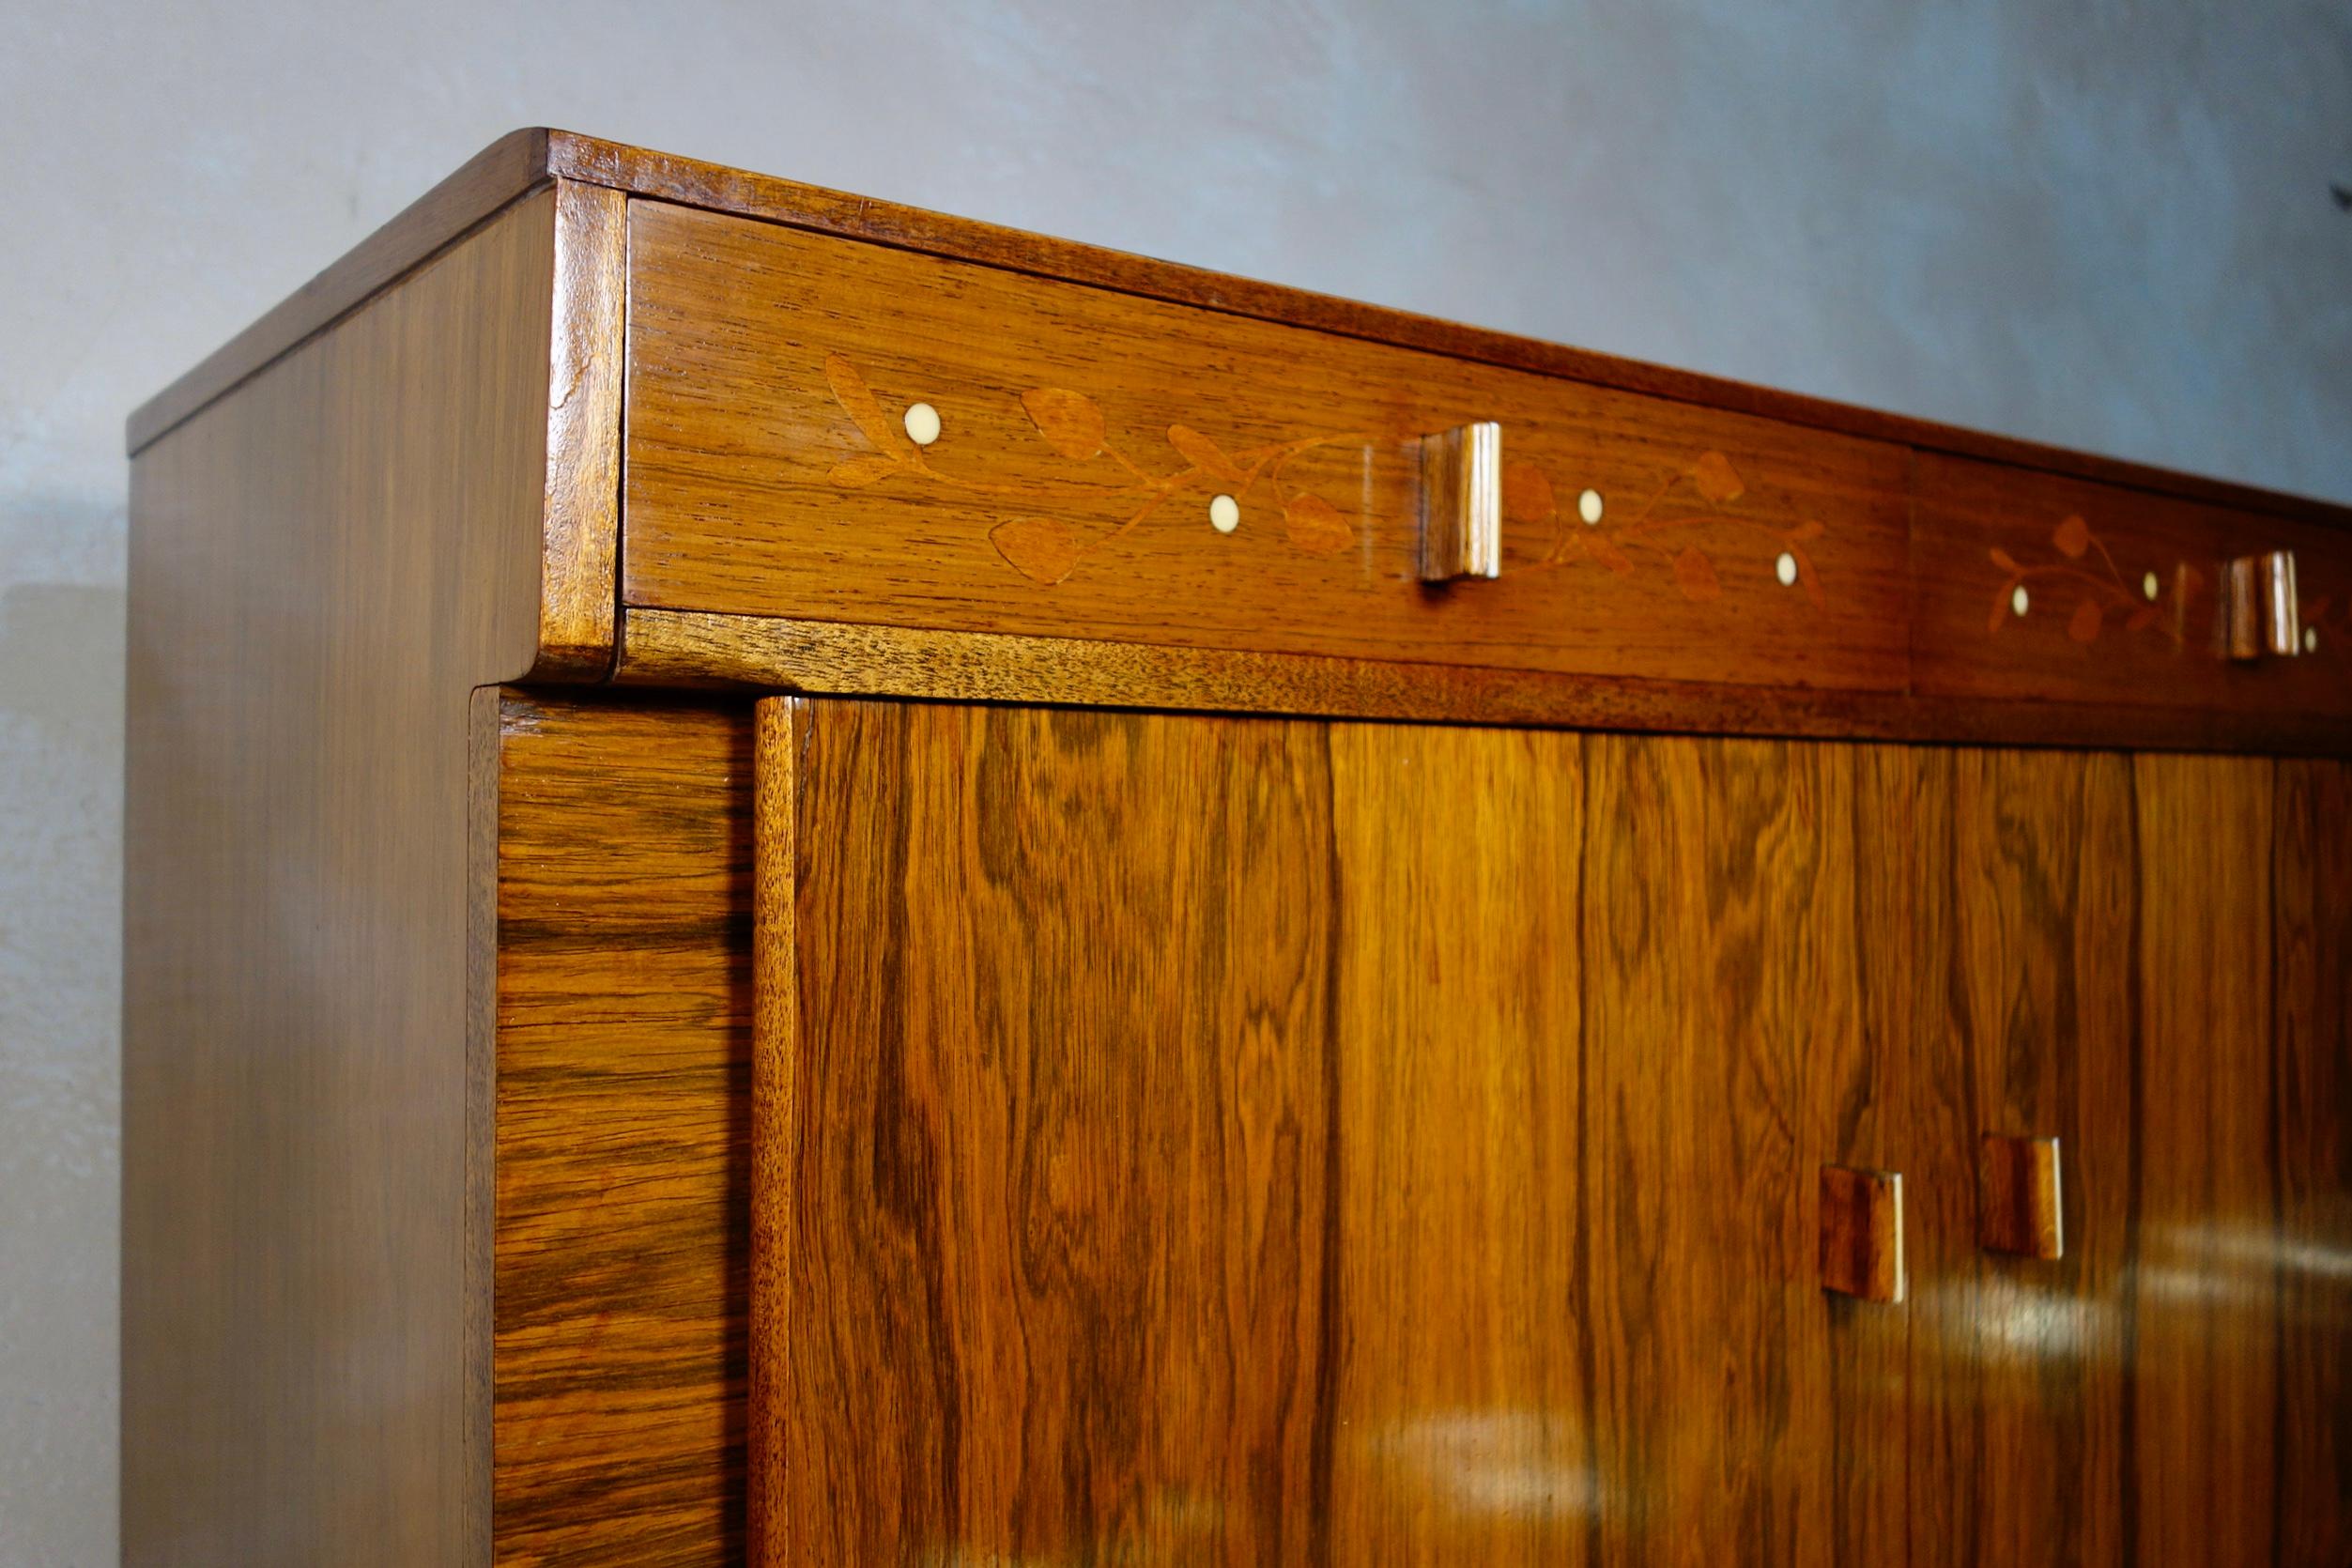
[[1904, 752, 2352, 1567], [752, 701, 1910, 1565]]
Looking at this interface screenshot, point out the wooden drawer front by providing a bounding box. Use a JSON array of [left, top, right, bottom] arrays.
[[625, 201, 1913, 692], [1914, 452, 2352, 716]]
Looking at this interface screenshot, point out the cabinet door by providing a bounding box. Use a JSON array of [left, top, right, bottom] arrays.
[[2274, 760, 2352, 1564], [1906, 751, 2140, 1567], [1908, 751, 2352, 1567], [747, 699, 1902, 1566]]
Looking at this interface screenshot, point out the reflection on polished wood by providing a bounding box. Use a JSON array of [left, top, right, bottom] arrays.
[[2132, 756, 2279, 1567], [123, 127, 2352, 1568], [752, 710, 1915, 1565], [2273, 761, 2352, 1565]]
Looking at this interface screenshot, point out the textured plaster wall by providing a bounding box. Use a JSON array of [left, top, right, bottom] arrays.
[[2, 2, 2346, 1561]]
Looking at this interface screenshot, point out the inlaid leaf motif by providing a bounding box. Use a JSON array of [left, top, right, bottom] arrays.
[[1282, 493, 1353, 555], [1784, 519, 1825, 542], [1673, 545, 1722, 601], [1591, 536, 1636, 576], [2126, 604, 2160, 633], [1022, 388, 1107, 460], [990, 517, 1086, 585], [1501, 460, 1558, 523], [828, 453, 900, 488], [2068, 599, 2104, 643], [1691, 451, 1745, 504], [824, 351, 915, 458], [1167, 425, 1245, 482], [2053, 515, 2092, 559], [1990, 547, 2021, 573], [1790, 546, 1825, 608]]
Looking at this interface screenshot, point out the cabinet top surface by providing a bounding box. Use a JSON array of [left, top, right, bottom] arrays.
[[122, 128, 2344, 530]]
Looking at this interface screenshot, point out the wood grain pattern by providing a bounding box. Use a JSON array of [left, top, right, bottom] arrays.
[[1576, 734, 1907, 1565], [2129, 754, 2279, 1567], [753, 714, 1914, 1565], [126, 121, 2352, 1568], [136, 126, 2352, 528], [763, 699, 1337, 1565], [492, 694, 752, 1568], [483, 696, 2342, 1566], [1321, 721, 1589, 1562], [551, 130, 2349, 529], [1821, 1167, 1907, 1302], [617, 607, 2352, 757], [122, 192, 559, 1567], [626, 201, 1915, 693], [1905, 749, 2138, 1568], [1977, 1134, 2066, 1260], [747, 698, 796, 1568], [530, 178, 626, 678], [2272, 760, 2352, 1564], [1912, 452, 2352, 722]]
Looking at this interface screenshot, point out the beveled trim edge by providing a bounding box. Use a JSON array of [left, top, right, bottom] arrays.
[[612, 607, 2352, 758]]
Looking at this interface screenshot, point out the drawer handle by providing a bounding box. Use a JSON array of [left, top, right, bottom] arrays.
[[1820, 1164, 1906, 1303], [2222, 550, 2299, 659], [1419, 422, 1503, 582], [1978, 1133, 2065, 1259]]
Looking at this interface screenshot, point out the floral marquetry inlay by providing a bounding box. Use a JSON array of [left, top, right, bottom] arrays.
[[1983, 510, 2350, 655], [822, 353, 1364, 585], [1987, 513, 2186, 646], [1512, 449, 1830, 607], [818, 352, 1831, 604]]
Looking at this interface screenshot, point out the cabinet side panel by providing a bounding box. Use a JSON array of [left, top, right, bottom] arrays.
[[492, 694, 751, 1567], [121, 194, 557, 1565], [2272, 760, 2352, 1564]]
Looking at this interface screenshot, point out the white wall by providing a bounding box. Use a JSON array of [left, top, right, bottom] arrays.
[[4, 2, 2346, 1561]]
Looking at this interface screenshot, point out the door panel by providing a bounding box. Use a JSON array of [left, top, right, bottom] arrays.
[[746, 696, 2337, 1567], [752, 702, 1901, 1565], [1906, 750, 2138, 1568], [1576, 735, 1907, 1567], [2131, 756, 2278, 1566], [1908, 751, 2314, 1567], [2273, 760, 2352, 1563], [759, 699, 1337, 1566], [1322, 721, 1591, 1563]]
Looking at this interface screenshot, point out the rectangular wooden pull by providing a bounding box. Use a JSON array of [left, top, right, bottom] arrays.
[[1978, 1133, 2064, 1259], [1820, 1165, 1905, 1303], [1418, 422, 1502, 582], [2223, 550, 2300, 659]]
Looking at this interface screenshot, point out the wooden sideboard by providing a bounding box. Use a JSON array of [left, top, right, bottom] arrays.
[[124, 130, 2352, 1567]]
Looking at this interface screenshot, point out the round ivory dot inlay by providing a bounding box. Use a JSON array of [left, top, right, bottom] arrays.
[[2143, 571, 2160, 601], [1775, 551, 1799, 587], [1577, 488, 1605, 525], [2011, 584, 2031, 618], [903, 402, 942, 446], [2307, 625, 2321, 653], [1208, 494, 1241, 534]]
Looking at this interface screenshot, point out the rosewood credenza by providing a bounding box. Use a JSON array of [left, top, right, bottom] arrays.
[[124, 130, 2351, 1567]]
